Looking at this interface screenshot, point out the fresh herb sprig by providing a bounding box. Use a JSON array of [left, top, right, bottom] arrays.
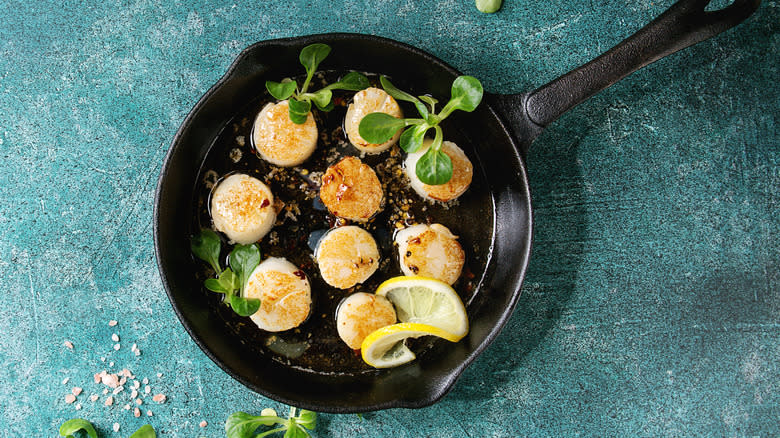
[[226, 407, 317, 438], [358, 75, 483, 185], [59, 419, 155, 438], [191, 229, 262, 317], [266, 44, 370, 124]]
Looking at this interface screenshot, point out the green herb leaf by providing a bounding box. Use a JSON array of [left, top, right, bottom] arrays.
[[331, 71, 370, 91], [191, 229, 222, 273], [287, 98, 312, 124], [448, 75, 484, 113], [299, 44, 331, 77], [218, 268, 240, 292], [230, 295, 261, 316], [128, 424, 157, 438], [204, 278, 229, 294], [296, 410, 317, 430], [59, 419, 98, 438], [380, 76, 419, 104], [358, 112, 406, 143], [309, 89, 332, 111], [226, 411, 263, 438], [266, 80, 298, 100], [226, 411, 288, 438], [314, 99, 335, 112], [399, 125, 427, 153], [418, 95, 438, 109], [475, 0, 502, 13], [416, 147, 453, 185], [283, 424, 309, 438], [229, 244, 261, 295]]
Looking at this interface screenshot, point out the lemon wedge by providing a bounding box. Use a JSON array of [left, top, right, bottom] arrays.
[[361, 322, 460, 368], [375, 276, 469, 340]]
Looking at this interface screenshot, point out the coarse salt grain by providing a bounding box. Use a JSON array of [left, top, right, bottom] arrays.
[[114, 343, 120, 351], [199, 420, 207, 428], [152, 394, 166, 403], [65, 394, 76, 404], [112, 423, 120, 432], [105, 396, 114, 406], [131, 390, 138, 399], [133, 380, 140, 389], [136, 399, 142, 406], [64, 341, 74, 349], [101, 373, 119, 388], [135, 350, 141, 356], [71, 387, 82, 396], [134, 408, 141, 418], [109, 362, 114, 367], [109, 320, 117, 326], [119, 376, 127, 385], [156, 373, 162, 378], [142, 378, 149, 385], [75, 403, 82, 410], [89, 394, 99, 402], [144, 386, 150, 394], [124, 404, 131, 410], [112, 386, 123, 395], [62, 377, 70, 385], [102, 388, 108, 395], [147, 410, 153, 417], [111, 333, 119, 342]]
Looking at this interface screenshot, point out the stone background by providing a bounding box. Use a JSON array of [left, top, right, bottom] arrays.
[[0, 0, 777, 436]]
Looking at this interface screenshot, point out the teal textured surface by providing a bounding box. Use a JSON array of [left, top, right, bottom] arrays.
[[0, 0, 778, 436]]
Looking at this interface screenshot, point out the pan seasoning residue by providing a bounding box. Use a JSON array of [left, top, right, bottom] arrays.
[[192, 72, 493, 375]]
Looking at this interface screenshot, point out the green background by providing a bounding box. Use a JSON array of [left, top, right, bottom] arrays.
[[1, 0, 778, 436]]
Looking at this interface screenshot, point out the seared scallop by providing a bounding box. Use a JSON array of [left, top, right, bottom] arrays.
[[319, 156, 383, 221], [252, 100, 318, 167], [244, 257, 311, 332], [344, 87, 403, 154], [336, 292, 397, 349], [315, 226, 380, 289], [395, 224, 465, 285], [210, 173, 276, 244], [405, 140, 473, 202]]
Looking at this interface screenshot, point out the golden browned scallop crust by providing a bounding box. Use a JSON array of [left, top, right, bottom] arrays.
[[245, 257, 311, 332], [336, 292, 397, 349], [406, 140, 473, 202], [345, 87, 403, 154], [315, 226, 380, 289], [319, 156, 383, 221], [211, 174, 276, 244], [252, 101, 318, 167], [397, 224, 465, 285]]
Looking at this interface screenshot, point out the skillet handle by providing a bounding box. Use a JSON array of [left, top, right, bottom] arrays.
[[526, 0, 761, 127]]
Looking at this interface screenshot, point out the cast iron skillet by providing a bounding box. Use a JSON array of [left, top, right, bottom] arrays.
[[154, 0, 759, 413]]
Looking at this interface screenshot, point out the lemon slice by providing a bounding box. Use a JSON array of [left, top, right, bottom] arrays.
[[375, 276, 469, 340], [361, 322, 459, 368]]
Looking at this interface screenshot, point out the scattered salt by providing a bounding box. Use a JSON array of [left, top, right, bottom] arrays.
[[111, 333, 119, 342], [124, 404, 131, 410], [112, 423, 120, 432], [199, 420, 207, 428], [75, 403, 82, 410], [62, 377, 70, 385], [71, 387, 82, 396], [156, 373, 162, 378], [136, 399, 143, 406], [104, 396, 114, 406], [89, 394, 99, 402], [65, 394, 76, 404], [144, 386, 150, 394], [142, 378, 149, 385], [109, 320, 117, 326], [152, 394, 166, 403], [147, 410, 153, 417], [64, 341, 74, 349], [114, 343, 120, 351], [134, 408, 141, 418], [131, 390, 138, 399]]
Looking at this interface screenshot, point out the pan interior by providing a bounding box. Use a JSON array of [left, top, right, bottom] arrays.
[[155, 34, 531, 411], [192, 71, 495, 375]]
